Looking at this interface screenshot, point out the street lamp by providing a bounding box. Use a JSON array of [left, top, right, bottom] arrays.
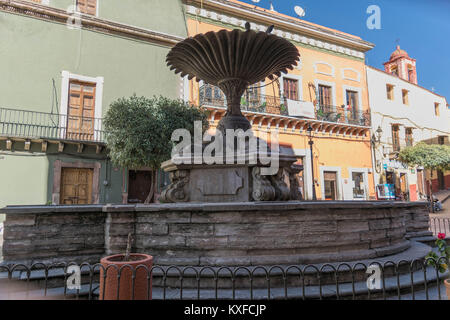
[[375, 126, 383, 143], [371, 126, 383, 174], [307, 124, 317, 201]]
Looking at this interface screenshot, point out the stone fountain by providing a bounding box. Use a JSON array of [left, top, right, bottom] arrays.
[[0, 24, 434, 300], [160, 24, 303, 203]]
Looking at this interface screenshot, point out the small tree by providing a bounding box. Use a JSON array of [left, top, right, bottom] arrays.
[[104, 95, 209, 203], [398, 142, 450, 207]]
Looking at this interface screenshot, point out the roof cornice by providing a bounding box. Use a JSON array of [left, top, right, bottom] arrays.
[[0, 0, 184, 47], [184, 0, 374, 54]]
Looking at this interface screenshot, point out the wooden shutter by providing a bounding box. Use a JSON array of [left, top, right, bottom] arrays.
[[346, 90, 358, 114], [392, 125, 400, 151], [67, 81, 96, 141], [318, 85, 331, 107], [283, 78, 298, 100], [77, 0, 97, 15], [405, 128, 413, 146]]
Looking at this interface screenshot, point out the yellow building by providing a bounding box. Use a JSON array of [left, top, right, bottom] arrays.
[[182, 0, 376, 200]]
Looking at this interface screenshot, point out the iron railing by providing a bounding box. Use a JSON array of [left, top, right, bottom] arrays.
[[0, 258, 448, 300], [199, 85, 371, 126], [316, 104, 371, 127], [199, 84, 289, 116], [0, 107, 104, 143], [430, 217, 450, 237]]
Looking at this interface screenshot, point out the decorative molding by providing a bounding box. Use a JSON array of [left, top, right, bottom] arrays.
[[0, 0, 183, 47], [159, 170, 190, 203], [185, 4, 366, 60], [252, 167, 276, 201], [313, 61, 335, 77], [24, 140, 31, 151], [341, 67, 361, 82]]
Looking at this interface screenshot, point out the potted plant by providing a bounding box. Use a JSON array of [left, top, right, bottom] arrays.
[[426, 233, 450, 299], [99, 233, 153, 300]]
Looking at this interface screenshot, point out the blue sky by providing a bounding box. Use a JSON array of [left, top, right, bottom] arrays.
[[239, 0, 450, 101]]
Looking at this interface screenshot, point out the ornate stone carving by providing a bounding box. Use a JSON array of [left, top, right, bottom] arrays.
[[251, 167, 276, 201], [269, 168, 290, 201], [288, 170, 302, 200], [195, 169, 243, 196], [159, 170, 189, 203]]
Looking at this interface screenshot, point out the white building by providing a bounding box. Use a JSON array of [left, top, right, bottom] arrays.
[[366, 46, 450, 201]]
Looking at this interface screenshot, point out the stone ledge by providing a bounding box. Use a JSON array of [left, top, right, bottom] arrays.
[[0, 200, 428, 215]]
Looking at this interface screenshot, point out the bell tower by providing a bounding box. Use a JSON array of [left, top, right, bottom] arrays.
[[383, 45, 417, 84]]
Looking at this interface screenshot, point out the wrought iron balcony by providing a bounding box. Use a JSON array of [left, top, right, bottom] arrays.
[[0, 107, 104, 143], [316, 105, 371, 127], [199, 84, 289, 116], [199, 85, 371, 127]]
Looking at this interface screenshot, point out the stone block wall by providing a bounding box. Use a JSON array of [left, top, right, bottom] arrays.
[[1, 206, 105, 264], [1, 201, 431, 266], [403, 202, 433, 239]]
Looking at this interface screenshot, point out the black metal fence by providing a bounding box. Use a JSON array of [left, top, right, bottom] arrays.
[[0, 107, 104, 143], [430, 217, 450, 237], [0, 258, 448, 300]]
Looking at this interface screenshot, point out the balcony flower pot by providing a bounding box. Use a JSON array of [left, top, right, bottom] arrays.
[[99, 253, 153, 300]]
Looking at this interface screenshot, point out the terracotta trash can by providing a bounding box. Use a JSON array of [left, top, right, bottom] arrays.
[[99, 254, 153, 300]]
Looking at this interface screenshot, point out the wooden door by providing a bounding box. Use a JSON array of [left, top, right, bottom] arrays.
[[128, 170, 152, 204], [67, 81, 96, 141], [324, 171, 337, 200], [417, 169, 424, 195], [346, 90, 359, 115], [60, 168, 93, 204], [392, 125, 400, 152], [438, 170, 445, 190], [400, 173, 407, 193]]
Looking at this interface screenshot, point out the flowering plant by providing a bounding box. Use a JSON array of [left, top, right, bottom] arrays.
[[426, 233, 449, 275]]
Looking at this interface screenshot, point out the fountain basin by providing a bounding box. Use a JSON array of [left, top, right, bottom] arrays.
[[1, 201, 430, 266]]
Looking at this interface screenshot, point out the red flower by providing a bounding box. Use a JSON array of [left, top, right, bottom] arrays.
[[438, 233, 446, 240]]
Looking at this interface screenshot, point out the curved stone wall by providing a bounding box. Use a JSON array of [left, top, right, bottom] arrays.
[[108, 201, 428, 266], [1, 201, 430, 266]]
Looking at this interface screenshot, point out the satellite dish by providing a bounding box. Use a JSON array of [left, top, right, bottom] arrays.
[[294, 6, 306, 17]]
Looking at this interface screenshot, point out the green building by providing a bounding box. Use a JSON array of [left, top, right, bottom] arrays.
[[0, 0, 187, 208]]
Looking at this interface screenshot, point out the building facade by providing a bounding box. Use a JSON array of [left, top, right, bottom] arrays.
[[367, 46, 450, 201], [0, 0, 187, 207], [183, 0, 377, 200]]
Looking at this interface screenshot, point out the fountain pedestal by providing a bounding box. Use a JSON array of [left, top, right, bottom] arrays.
[[160, 151, 303, 203], [163, 26, 301, 203]]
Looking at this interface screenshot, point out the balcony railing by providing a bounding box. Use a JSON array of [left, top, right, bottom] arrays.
[[0, 107, 104, 143], [199, 85, 371, 126], [316, 104, 371, 127], [199, 84, 289, 116]]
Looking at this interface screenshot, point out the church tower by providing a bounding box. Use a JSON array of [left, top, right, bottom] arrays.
[[383, 45, 417, 84]]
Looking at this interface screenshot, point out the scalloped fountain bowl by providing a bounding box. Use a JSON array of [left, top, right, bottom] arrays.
[[166, 28, 300, 131]]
